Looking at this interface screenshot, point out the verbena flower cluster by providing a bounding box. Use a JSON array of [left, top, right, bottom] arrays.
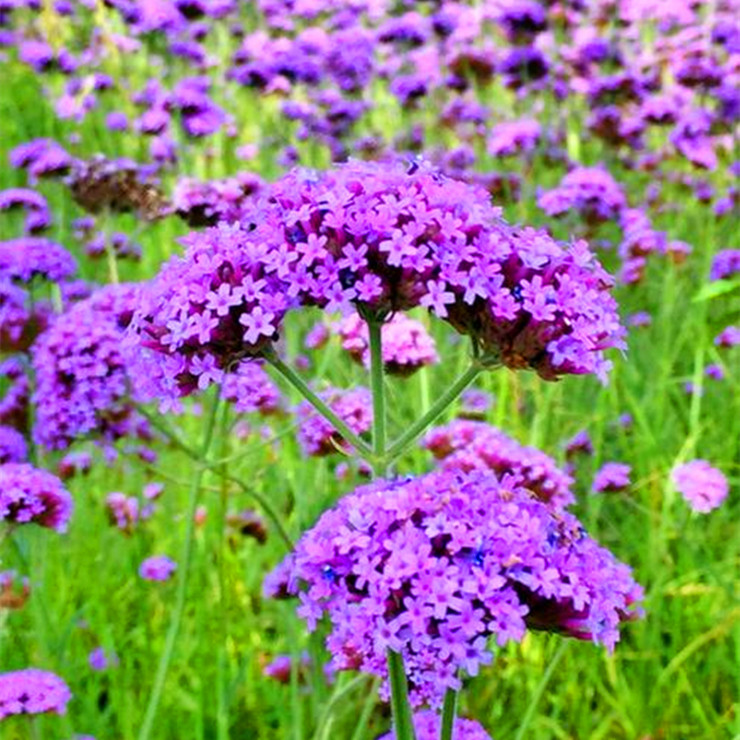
[[379, 710, 492, 740], [0, 463, 73, 533], [139, 555, 177, 581], [592, 463, 632, 493], [423, 420, 575, 509], [296, 386, 372, 457], [0, 237, 77, 283], [0, 669, 72, 719], [671, 460, 729, 513], [32, 283, 145, 449], [220, 361, 282, 415], [129, 160, 625, 405], [337, 312, 438, 376], [0, 425, 28, 464], [269, 469, 642, 707]]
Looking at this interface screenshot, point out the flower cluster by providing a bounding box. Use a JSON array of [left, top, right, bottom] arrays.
[[537, 167, 627, 225], [0, 425, 28, 464], [0, 237, 77, 284], [0, 463, 73, 533], [487, 119, 541, 158], [458, 388, 493, 419], [710, 249, 740, 281], [379, 710, 492, 740], [0, 669, 72, 719], [32, 283, 145, 449], [0, 188, 52, 234], [270, 469, 642, 706], [139, 555, 177, 581], [296, 387, 372, 457], [337, 312, 438, 376], [671, 460, 729, 513], [423, 420, 575, 509], [220, 361, 282, 415], [129, 160, 625, 403], [592, 463, 632, 493], [173, 173, 263, 227]]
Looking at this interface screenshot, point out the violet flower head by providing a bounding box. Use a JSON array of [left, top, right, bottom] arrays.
[[538, 166, 627, 225], [220, 361, 281, 415], [423, 420, 575, 508], [710, 250, 740, 281], [459, 388, 493, 419], [32, 283, 144, 450], [592, 463, 631, 493], [380, 710, 492, 740], [139, 555, 177, 581], [0, 425, 28, 463], [715, 326, 740, 348], [9, 138, 73, 180], [0, 463, 72, 532], [271, 470, 642, 707], [296, 387, 372, 457], [671, 460, 729, 513], [0, 668, 71, 719], [0, 237, 77, 284], [565, 430, 594, 458], [337, 312, 438, 376], [487, 119, 541, 158], [88, 647, 118, 672], [0, 188, 52, 234]]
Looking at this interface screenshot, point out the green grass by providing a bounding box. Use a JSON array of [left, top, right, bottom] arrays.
[[1, 16, 740, 740]]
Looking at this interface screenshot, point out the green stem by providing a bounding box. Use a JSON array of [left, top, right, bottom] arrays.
[[387, 364, 482, 463], [387, 650, 417, 740], [265, 350, 374, 462], [440, 688, 457, 740], [138, 391, 222, 740], [367, 319, 387, 477]]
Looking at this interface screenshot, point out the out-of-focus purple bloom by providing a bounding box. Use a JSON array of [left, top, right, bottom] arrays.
[[705, 364, 725, 380], [628, 311, 652, 328], [88, 647, 118, 672], [57, 451, 93, 480], [379, 710, 492, 740], [139, 555, 177, 581], [0, 668, 71, 718], [337, 313, 438, 376], [459, 389, 493, 419], [671, 460, 728, 513], [220, 361, 281, 415], [592, 463, 632, 493], [0, 463, 72, 532], [423, 420, 575, 508], [488, 119, 541, 157], [106, 492, 142, 534], [0, 425, 27, 463], [715, 326, 740, 348], [0, 188, 51, 234], [172, 173, 262, 227], [9, 139, 74, 180], [710, 250, 740, 281], [0, 238, 77, 284], [270, 469, 642, 707], [296, 387, 372, 457], [304, 322, 330, 351], [565, 430, 594, 458], [538, 166, 627, 225]]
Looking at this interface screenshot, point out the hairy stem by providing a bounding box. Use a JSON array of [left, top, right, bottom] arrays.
[[138, 391, 221, 740]]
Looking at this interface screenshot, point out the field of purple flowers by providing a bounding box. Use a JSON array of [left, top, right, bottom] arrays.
[[1, 1, 739, 738]]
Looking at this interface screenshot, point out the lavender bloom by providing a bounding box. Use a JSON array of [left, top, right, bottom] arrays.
[[57, 451, 93, 480], [32, 284, 144, 450], [139, 555, 177, 581], [220, 361, 281, 415], [296, 387, 372, 457], [459, 389, 493, 419], [0, 425, 28, 463], [715, 326, 740, 348], [565, 430, 594, 458], [271, 470, 642, 707], [0, 357, 29, 430], [592, 463, 632, 493], [0, 238, 77, 284], [106, 492, 145, 534], [0, 188, 51, 233], [710, 250, 740, 281], [88, 647, 118, 672], [130, 161, 625, 401], [423, 420, 575, 508], [172, 173, 262, 227], [9, 139, 73, 180], [0, 669, 71, 719], [671, 460, 729, 513], [0, 569, 31, 610], [538, 167, 627, 225], [337, 313, 438, 376], [380, 710, 492, 740], [0, 463, 72, 532], [487, 119, 541, 158], [705, 363, 725, 380], [304, 322, 330, 351]]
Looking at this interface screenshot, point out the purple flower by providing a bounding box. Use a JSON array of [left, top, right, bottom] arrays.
[[704, 364, 725, 381], [0, 463, 72, 532], [592, 463, 632, 493], [538, 166, 627, 225], [0, 237, 77, 284], [0, 188, 52, 234], [88, 647, 118, 672], [715, 326, 740, 348], [296, 387, 372, 457], [337, 312, 438, 376], [379, 710, 492, 740], [459, 389, 493, 419], [220, 361, 282, 415], [671, 460, 729, 513], [487, 119, 541, 158], [9, 138, 74, 180], [423, 420, 575, 509], [565, 430, 594, 458], [0, 425, 27, 464], [0, 668, 71, 719], [270, 469, 642, 707], [32, 284, 145, 450], [139, 555, 177, 582], [710, 250, 740, 281]]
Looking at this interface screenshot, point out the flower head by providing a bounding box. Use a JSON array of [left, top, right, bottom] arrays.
[[671, 460, 729, 513], [592, 463, 631, 493], [270, 469, 642, 707], [139, 555, 177, 581], [0, 669, 71, 719], [0, 463, 72, 532], [380, 710, 492, 740]]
